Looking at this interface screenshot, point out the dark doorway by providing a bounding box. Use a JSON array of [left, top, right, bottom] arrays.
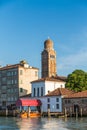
[[74, 104, 79, 113]]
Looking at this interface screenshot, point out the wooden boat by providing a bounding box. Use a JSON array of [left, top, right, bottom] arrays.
[[20, 112, 28, 118], [16, 99, 42, 118], [29, 112, 41, 118], [20, 111, 41, 118]]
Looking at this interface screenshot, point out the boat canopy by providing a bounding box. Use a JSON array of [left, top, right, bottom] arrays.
[[16, 99, 42, 106]]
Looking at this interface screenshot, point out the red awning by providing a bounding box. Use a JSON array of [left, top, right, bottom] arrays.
[[16, 99, 42, 106]]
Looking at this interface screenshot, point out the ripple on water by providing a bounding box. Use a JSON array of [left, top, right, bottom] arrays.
[[0, 117, 87, 130]]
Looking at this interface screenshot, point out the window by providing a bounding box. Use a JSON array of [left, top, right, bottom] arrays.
[[14, 97, 17, 101], [14, 79, 17, 84], [68, 100, 71, 104], [7, 71, 11, 76], [2, 86, 6, 90], [2, 101, 6, 106], [14, 88, 18, 92], [20, 80, 23, 84], [34, 88, 36, 97], [12, 79, 14, 84], [20, 88, 23, 92], [65, 99, 71, 104], [47, 98, 50, 102], [7, 89, 11, 93], [7, 80, 12, 85], [7, 79, 14, 85], [11, 97, 14, 101], [2, 71, 6, 76], [7, 97, 11, 101], [14, 71, 17, 75], [1, 94, 6, 98], [56, 104, 59, 109], [47, 104, 50, 109], [37, 88, 39, 97], [2, 77, 6, 82], [11, 89, 13, 93], [48, 90, 50, 93], [20, 70, 23, 75], [56, 98, 59, 102], [41, 87, 43, 96], [82, 99, 87, 103]]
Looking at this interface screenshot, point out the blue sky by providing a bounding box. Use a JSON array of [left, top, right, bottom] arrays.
[[0, 0, 87, 77]]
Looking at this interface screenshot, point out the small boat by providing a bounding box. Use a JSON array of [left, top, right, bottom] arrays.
[[20, 111, 28, 118], [29, 112, 41, 118], [16, 98, 42, 118], [19, 111, 41, 118]]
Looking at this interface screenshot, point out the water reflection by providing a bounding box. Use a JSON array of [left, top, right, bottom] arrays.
[[0, 117, 87, 130]]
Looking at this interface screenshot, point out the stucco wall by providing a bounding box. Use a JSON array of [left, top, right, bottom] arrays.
[[38, 96, 62, 112], [31, 80, 65, 97]]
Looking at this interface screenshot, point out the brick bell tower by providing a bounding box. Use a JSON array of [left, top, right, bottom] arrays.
[[41, 39, 57, 78]]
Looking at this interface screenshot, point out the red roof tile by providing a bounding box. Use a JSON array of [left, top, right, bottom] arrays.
[[45, 88, 74, 97], [66, 90, 87, 98], [31, 77, 65, 83]]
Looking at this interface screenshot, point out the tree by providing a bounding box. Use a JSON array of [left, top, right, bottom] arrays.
[[65, 69, 87, 92]]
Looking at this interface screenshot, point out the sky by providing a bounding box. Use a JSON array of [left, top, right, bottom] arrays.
[[0, 0, 87, 77]]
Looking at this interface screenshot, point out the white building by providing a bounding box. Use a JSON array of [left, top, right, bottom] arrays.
[[31, 77, 69, 113], [39, 88, 74, 113], [31, 77, 66, 97]]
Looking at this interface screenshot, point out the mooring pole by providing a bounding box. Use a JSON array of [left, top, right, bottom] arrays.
[[6, 108, 8, 116], [76, 108, 78, 118], [28, 106, 30, 117], [80, 108, 82, 117], [70, 107, 72, 117], [64, 107, 67, 117], [48, 108, 50, 118]]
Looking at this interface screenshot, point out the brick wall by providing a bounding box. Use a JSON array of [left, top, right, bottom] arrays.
[[63, 98, 87, 115]]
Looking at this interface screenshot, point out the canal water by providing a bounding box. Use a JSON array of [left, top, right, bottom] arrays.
[[0, 117, 87, 130]]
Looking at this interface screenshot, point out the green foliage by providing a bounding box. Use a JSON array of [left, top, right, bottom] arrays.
[[65, 70, 87, 92]]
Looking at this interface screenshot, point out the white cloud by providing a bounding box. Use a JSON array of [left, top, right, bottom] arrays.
[[57, 28, 87, 76], [58, 49, 87, 76]]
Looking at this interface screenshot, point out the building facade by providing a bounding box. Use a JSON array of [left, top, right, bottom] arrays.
[[63, 90, 87, 116], [0, 60, 38, 108], [38, 88, 74, 113], [31, 77, 66, 97], [41, 39, 57, 78]]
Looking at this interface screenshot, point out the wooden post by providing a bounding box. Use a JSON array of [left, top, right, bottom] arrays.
[[64, 107, 67, 117], [41, 107, 43, 117], [70, 107, 72, 117], [80, 108, 82, 117], [6, 108, 8, 116], [28, 106, 30, 117], [48, 108, 50, 117], [13, 110, 15, 117], [76, 108, 78, 118]]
